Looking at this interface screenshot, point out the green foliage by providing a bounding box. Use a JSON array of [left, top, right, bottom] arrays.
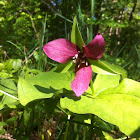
[[0, 0, 140, 139], [25, 72, 73, 90], [71, 16, 84, 50], [60, 78, 140, 138], [4, 59, 22, 73], [89, 60, 119, 75], [18, 77, 55, 106], [93, 74, 120, 95]]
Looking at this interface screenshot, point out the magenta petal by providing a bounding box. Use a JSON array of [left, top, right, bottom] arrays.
[[43, 39, 78, 63], [84, 34, 105, 60], [71, 66, 92, 97]]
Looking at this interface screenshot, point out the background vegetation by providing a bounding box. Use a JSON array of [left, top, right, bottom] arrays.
[[0, 0, 140, 80], [0, 0, 140, 139]]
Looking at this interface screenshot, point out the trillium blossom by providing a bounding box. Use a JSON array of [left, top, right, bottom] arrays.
[[43, 33, 105, 97]]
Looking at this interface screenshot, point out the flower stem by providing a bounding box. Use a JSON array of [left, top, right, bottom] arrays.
[[64, 115, 71, 140], [90, 0, 95, 41], [90, 79, 94, 96]]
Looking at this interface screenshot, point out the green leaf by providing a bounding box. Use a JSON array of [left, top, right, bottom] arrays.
[[94, 116, 115, 132], [103, 61, 127, 78], [26, 72, 73, 90], [6, 116, 18, 125], [23, 107, 33, 126], [93, 74, 120, 96], [7, 41, 24, 54], [18, 77, 56, 106], [89, 60, 127, 78], [89, 60, 118, 75], [113, 78, 140, 98], [0, 1, 5, 5], [43, 98, 59, 115], [0, 63, 4, 71], [0, 94, 18, 109], [0, 79, 17, 95], [4, 59, 22, 73], [102, 131, 115, 140], [71, 16, 84, 50], [75, 114, 91, 124], [55, 60, 75, 73], [0, 122, 7, 126], [60, 79, 140, 138], [0, 72, 13, 78], [0, 126, 6, 135], [18, 71, 74, 106]]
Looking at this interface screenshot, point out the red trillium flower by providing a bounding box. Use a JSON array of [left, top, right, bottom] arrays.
[[43, 33, 105, 97]]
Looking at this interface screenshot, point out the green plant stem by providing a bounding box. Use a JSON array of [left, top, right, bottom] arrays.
[[83, 126, 87, 140], [90, 0, 95, 42], [38, 15, 47, 71], [13, 109, 17, 133], [38, 112, 45, 140], [64, 115, 70, 140], [89, 114, 94, 139], [74, 123, 79, 140]]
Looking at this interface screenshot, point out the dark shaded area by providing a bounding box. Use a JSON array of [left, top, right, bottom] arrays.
[[34, 85, 57, 94], [130, 127, 140, 138]]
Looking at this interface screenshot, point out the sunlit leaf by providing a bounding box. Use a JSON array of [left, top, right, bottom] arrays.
[[102, 131, 115, 140], [103, 61, 127, 78], [0, 95, 18, 109], [26, 72, 73, 90], [18, 77, 56, 106], [55, 60, 76, 73], [93, 74, 120, 96], [89, 60, 127, 78], [71, 16, 84, 50], [4, 59, 22, 73], [60, 78, 140, 138], [0, 79, 17, 95], [89, 60, 118, 75]]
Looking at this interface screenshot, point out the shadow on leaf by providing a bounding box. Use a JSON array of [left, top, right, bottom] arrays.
[[34, 85, 57, 94], [130, 127, 140, 138], [65, 94, 81, 101]]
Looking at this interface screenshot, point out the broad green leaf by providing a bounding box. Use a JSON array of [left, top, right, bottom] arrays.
[[0, 79, 17, 95], [0, 63, 4, 71], [55, 60, 75, 73], [43, 98, 59, 115], [100, 78, 140, 98], [93, 74, 120, 96], [0, 126, 6, 135], [89, 60, 118, 75], [0, 79, 16, 91], [0, 122, 7, 126], [0, 72, 13, 78], [4, 59, 22, 73], [0, 1, 5, 5], [0, 94, 18, 109], [94, 116, 115, 132], [113, 78, 140, 97], [18, 77, 56, 106], [89, 60, 127, 78], [23, 107, 33, 126], [33, 51, 39, 61], [74, 114, 91, 124], [103, 61, 127, 78], [6, 116, 18, 125], [71, 16, 84, 50], [60, 79, 140, 138], [26, 72, 73, 90]]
